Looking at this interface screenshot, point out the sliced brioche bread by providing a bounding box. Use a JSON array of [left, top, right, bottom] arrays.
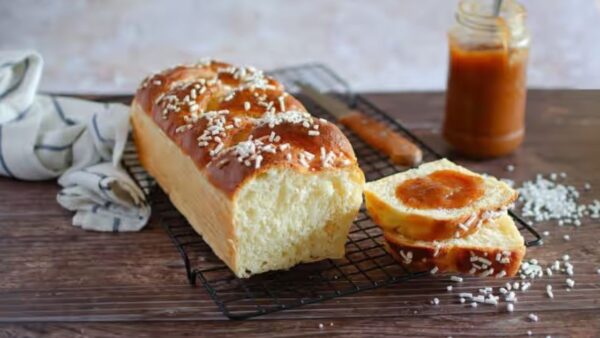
[[365, 159, 517, 241], [384, 213, 525, 277]]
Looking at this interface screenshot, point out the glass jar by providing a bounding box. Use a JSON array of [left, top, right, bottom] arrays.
[[443, 0, 530, 158]]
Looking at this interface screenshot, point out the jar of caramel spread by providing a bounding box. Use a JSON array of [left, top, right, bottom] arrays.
[[395, 170, 485, 209], [444, 0, 530, 158]]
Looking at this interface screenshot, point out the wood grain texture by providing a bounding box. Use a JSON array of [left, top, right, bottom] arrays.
[[1, 90, 599, 337]]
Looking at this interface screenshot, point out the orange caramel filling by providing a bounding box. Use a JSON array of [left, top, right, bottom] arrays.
[[395, 170, 484, 209]]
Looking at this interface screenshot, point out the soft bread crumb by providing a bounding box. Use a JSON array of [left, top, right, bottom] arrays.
[[233, 167, 363, 277]]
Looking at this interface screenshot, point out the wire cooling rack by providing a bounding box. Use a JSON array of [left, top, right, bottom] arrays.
[[122, 63, 542, 320]]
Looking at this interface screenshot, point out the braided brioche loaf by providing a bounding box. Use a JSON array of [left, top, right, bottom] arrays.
[[131, 60, 365, 277]]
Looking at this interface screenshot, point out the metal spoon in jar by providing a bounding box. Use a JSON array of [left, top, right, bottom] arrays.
[[493, 0, 503, 16]]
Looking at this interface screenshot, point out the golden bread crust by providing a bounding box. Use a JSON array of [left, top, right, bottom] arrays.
[[133, 60, 358, 197]]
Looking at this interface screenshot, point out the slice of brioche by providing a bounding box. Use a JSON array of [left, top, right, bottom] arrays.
[[384, 213, 525, 277], [365, 159, 517, 241]]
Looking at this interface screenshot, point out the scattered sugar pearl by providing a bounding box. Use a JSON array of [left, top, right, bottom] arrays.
[[501, 291, 515, 304], [562, 254, 570, 261], [447, 285, 453, 292], [543, 231, 550, 236], [563, 234, 571, 241], [515, 173, 593, 225], [506, 164, 515, 172], [450, 276, 463, 283], [318, 323, 324, 329], [566, 278, 575, 288], [560, 172, 567, 178], [507, 303, 514, 312], [584, 183, 591, 190], [528, 313, 539, 322], [471, 302, 478, 308], [431, 297, 440, 305], [459, 298, 465, 304], [597, 268, 600, 275], [527, 330, 532, 336]]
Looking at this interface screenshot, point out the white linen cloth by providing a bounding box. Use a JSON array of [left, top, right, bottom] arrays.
[[0, 50, 150, 231]]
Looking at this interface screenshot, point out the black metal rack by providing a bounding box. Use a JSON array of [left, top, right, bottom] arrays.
[[122, 63, 542, 320]]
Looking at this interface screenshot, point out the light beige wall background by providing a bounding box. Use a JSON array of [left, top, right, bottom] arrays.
[[1, 0, 599, 94]]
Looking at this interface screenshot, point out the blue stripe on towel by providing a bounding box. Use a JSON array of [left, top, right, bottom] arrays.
[[34, 143, 73, 151], [99, 183, 111, 191], [58, 191, 81, 197], [112, 217, 121, 232], [0, 126, 16, 178], [3, 105, 32, 124], [14, 105, 31, 122], [33, 129, 85, 152], [92, 114, 115, 144], [81, 170, 112, 199], [0, 58, 29, 100], [92, 201, 111, 213], [97, 177, 113, 201], [51, 96, 76, 125]]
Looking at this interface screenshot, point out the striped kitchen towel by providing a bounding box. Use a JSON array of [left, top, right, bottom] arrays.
[[0, 50, 150, 231]]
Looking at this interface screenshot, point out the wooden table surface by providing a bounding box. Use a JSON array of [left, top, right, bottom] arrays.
[[1, 90, 599, 337]]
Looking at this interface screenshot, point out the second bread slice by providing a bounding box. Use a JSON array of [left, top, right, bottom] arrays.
[[384, 213, 525, 277]]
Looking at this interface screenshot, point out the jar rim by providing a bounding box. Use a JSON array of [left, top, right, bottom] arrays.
[[457, 0, 526, 32]]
